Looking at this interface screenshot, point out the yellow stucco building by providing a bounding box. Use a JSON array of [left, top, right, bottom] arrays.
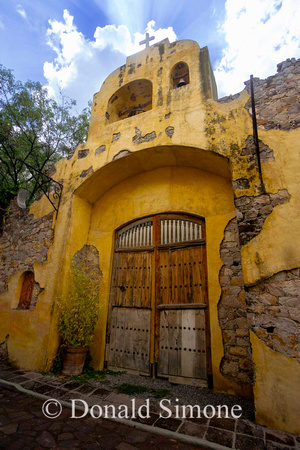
[[0, 39, 299, 434]]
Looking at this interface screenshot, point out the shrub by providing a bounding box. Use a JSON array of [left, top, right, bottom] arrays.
[[57, 264, 99, 347]]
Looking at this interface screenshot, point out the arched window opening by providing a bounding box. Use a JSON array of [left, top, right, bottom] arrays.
[[171, 62, 190, 89], [18, 271, 35, 309], [106, 79, 152, 124]]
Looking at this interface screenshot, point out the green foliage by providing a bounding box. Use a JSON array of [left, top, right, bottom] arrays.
[[151, 388, 171, 398], [0, 64, 91, 217], [50, 349, 64, 375], [117, 383, 148, 395], [70, 354, 107, 381], [49, 348, 125, 380], [73, 352, 125, 380], [57, 264, 99, 348]]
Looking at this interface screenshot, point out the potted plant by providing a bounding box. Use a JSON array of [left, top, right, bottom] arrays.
[[57, 263, 100, 375]]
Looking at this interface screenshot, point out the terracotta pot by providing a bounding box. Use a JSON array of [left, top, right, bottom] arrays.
[[62, 346, 89, 376]]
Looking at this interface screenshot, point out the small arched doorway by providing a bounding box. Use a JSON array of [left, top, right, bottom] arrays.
[[105, 213, 211, 386]]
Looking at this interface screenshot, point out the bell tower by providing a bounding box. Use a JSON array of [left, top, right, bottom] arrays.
[[87, 38, 217, 150]]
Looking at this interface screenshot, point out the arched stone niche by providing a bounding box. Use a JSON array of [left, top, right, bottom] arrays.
[[106, 79, 152, 123], [18, 271, 35, 309], [171, 61, 190, 88], [11, 270, 42, 310]]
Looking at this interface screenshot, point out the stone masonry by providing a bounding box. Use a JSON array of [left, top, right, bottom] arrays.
[[246, 268, 300, 362], [235, 189, 290, 246], [72, 244, 102, 287], [0, 199, 54, 295], [228, 59, 300, 369], [245, 58, 300, 131], [218, 219, 253, 385]]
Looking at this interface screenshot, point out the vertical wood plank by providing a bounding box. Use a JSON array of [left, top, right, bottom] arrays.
[[123, 308, 131, 368], [153, 215, 161, 365], [178, 249, 184, 304], [167, 310, 179, 376], [108, 215, 209, 383], [108, 308, 151, 374], [159, 250, 170, 305], [114, 308, 124, 367], [194, 309, 207, 379], [180, 310, 195, 377], [108, 307, 117, 365], [157, 310, 168, 375], [138, 309, 150, 372]]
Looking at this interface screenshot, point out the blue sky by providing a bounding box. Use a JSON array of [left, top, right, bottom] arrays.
[[1, 0, 299, 111]]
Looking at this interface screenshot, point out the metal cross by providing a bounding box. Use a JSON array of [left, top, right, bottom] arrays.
[[139, 32, 154, 48]]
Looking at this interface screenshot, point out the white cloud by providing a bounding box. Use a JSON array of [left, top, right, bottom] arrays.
[[214, 0, 300, 97], [16, 5, 27, 20], [133, 20, 177, 52], [93, 20, 177, 55], [0, 17, 4, 30], [43, 10, 176, 110], [93, 24, 134, 54]]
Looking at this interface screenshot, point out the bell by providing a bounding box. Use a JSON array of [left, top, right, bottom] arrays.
[[176, 78, 187, 88]]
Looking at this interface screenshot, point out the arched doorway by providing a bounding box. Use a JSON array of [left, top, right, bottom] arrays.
[[73, 151, 235, 392], [105, 213, 211, 386]]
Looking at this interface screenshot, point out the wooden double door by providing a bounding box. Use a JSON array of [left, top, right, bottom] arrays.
[[105, 214, 211, 386]]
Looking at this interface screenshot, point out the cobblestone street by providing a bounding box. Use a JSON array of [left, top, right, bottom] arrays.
[[0, 364, 299, 449], [0, 387, 201, 450]]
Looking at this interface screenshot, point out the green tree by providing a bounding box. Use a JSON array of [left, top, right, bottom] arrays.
[[0, 65, 91, 215]]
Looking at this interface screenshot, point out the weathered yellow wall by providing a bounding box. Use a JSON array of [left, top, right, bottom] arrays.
[[251, 331, 300, 434], [87, 39, 209, 156], [0, 187, 92, 370], [241, 128, 300, 284], [45, 196, 93, 369], [1, 37, 299, 434], [0, 267, 52, 369], [205, 84, 300, 430], [204, 92, 300, 285], [44, 40, 218, 202], [84, 165, 250, 395]]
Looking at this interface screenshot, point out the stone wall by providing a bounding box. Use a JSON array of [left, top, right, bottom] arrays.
[[235, 189, 290, 246], [245, 58, 300, 131], [0, 199, 54, 295], [72, 244, 102, 286], [218, 219, 253, 385], [246, 268, 300, 362], [216, 59, 300, 384]]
